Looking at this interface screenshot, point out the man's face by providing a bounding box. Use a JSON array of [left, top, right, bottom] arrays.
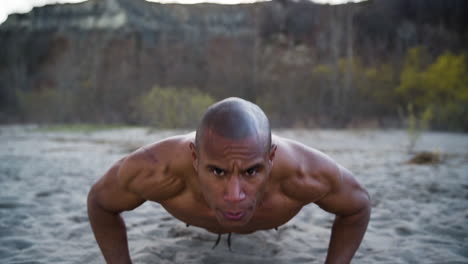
[[190, 132, 276, 229]]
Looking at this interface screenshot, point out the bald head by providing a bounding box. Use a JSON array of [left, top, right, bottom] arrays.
[[195, 97, 271, 154]]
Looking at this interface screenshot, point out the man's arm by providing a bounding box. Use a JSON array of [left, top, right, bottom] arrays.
[[315, 165, 371, 264], [87, 156, 146, 264], [276, 137, 370, 263], [88, 141, 186, 263]]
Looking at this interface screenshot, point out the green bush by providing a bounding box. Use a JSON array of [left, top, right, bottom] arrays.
[[397, 47, 468, 131], [136, 86, 215, 128]]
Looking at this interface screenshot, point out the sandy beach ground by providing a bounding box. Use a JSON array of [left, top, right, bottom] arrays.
[[1, 125, 467, 264]]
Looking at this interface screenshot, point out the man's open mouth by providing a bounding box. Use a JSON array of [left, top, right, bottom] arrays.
[[222, 211, 246, 221]]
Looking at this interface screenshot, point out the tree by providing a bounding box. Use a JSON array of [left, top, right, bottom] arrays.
[[397, 47, 468, 131]]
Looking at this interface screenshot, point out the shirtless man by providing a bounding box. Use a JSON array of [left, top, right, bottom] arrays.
[[87, 97, 371, 264]]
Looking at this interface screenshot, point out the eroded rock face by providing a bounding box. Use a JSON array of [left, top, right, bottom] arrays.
[[1, 0, 257, 38], [0, 0, 258, 115], [1, 0, 466, 124]]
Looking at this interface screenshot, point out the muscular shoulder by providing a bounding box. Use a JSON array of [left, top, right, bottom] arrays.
[[118, 133, 194, 202], [272, 135, 341, 205]]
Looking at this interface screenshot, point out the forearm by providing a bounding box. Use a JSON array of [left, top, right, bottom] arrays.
[[325, 206, 370, 264], [87, 200, 132, 264]]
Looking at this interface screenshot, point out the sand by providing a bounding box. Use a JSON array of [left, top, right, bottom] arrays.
[[1, 125, 467, 263]]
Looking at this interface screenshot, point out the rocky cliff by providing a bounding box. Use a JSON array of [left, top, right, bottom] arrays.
[[1, 0, 467, 126]]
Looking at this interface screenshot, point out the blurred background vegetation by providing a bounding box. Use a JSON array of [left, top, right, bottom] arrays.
[[1, 0, 467, 131]]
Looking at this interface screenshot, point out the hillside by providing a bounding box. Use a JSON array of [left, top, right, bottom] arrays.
[[1, 0, 467, 129]]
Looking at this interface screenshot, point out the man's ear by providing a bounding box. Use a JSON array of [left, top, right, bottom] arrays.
[[269, 144, 277, 164], [189, 142, 199, 172]]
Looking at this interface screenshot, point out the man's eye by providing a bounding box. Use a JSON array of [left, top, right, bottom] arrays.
[[245, 168, 257, 176], [212, 168, 225, 176]]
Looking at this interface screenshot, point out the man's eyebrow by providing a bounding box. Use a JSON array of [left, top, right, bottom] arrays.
[[242, 163, 264, 172], [206, 164, 226, 170]]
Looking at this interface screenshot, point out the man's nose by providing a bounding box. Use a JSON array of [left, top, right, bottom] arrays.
[[224, 176, 246, 203]]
